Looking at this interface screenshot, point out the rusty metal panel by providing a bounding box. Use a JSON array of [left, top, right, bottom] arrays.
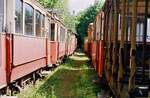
[[88, 23, 93, 41], [91, 41, 97, 69], [50, 41, 57, 64], [97, 41, 104, 77]]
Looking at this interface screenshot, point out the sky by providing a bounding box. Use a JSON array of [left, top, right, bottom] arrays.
[[68, 0, 95, 14]]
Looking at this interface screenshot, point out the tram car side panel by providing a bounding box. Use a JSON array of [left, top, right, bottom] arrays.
[[73, 35, 77, 53], [66, 30, 71, 56], [50, 41, 57, 64], [0, 34, 7, 89], [45, 16, 50, 65], [91, 41, 97, 69], [11, 36, 47, 81], [66, 31, 77, 55], [70, 34, 75, 54], [49, 22, 58, 64], [57, 25, 67, 59], [66, 32, 69, 56], [13, 36, 46, 66], [97, 41, 104, 77], [87, 23, 94, 57], [84, 38, 88, 53], [89, 0, 150, 97], [68, 35, 72, 55], [74, 35, 77, 52], [73, 37, 75, 53], [7, 0, 48, 82], [0, 0, 9, 89], [0, 0, 77, 92]]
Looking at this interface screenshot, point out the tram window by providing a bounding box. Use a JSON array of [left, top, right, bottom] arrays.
[[41, 15, 45, 37], [136, 23, 144, 42], [25, 3, 34, 36], [101, 17, 104, 40], [126, 17, 131, 41], [118, 14, 121, 40], [48, 23, 51, 39], [127, 26, 131, 41], [35, 10, 41, 37], [0, 0, 4, 32], [147, 19, 150, 42], [60, 26, 65, 42], [51, 23, 55, 41], [15, 0, 23, 34], [93, 21, 96, 40]]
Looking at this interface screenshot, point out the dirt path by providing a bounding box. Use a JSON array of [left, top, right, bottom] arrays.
[[18, 52, 102, 98]]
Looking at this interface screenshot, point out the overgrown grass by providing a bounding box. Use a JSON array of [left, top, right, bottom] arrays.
[[18, 52, 101, 98]]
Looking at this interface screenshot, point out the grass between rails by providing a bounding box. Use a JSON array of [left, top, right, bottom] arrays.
[[18, 52, 102, 98]]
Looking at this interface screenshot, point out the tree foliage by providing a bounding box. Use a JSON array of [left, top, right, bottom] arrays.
[[38, 0, 76, 32], [37, 0, 58, 8], [75, 1, 104, 49], [37, 0, 104, 49]]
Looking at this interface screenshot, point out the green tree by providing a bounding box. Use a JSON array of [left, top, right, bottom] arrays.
[[38, 0, 76, 32], [37, 0, 58, 8], [76, 1, 104, 49]]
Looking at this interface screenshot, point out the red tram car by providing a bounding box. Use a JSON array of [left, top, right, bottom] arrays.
[[66, 30, 77, 56], [0, 0, 77, 94], [85, 0, 150, 97]]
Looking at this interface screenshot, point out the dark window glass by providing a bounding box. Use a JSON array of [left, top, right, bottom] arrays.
[[35, 10, 41, 36], [15, 0, 23, 34], [93, 21, 96, 40], [51, 23, 55, 41], [41, 15, 45, 37], [60, 26, 65, 42], [25, 3, 34, 35], [0, 0, 4, 32]]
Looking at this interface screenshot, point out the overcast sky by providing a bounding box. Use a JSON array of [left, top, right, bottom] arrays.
[[68, 0, 94, 14]]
